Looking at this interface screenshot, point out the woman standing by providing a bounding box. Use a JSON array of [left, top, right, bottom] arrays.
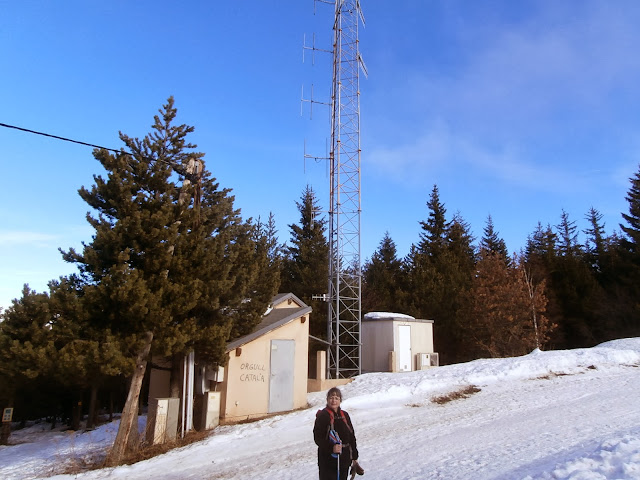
[[313, 387, 365, 479]]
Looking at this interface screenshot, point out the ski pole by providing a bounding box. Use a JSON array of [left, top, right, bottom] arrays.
[[337, 450, 340, 480]]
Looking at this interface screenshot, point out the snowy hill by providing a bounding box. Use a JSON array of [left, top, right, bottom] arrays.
[[2, 338, 640, 480]]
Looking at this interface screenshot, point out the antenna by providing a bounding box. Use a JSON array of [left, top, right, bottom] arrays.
[[301, 84, 330, 120]]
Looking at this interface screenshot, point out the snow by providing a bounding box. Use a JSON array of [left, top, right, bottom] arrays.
[[364, 312, 416, 320], [2, 339, 640, 480]]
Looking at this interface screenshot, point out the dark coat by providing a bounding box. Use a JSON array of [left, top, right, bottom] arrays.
[[313, 407, 359, 480]]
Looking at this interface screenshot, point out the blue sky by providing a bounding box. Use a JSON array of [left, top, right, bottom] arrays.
[[2, 1, 640, 311]]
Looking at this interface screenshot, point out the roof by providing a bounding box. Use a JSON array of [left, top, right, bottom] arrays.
[[364, 312, 415, 320], [363, 312, 434, 323], [270, 292, 306, 308], [226, 293, 311, 352]]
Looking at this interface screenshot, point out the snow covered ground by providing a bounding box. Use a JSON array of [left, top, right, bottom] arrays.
[[2, 338, 639, 480]]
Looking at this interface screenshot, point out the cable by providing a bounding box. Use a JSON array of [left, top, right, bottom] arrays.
[[0, 121, 197, 176], [0, 122, 122, 153]]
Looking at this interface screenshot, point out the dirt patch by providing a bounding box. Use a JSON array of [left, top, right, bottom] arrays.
[[431, 385, 481, 405]]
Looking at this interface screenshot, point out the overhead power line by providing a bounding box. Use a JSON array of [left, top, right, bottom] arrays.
[[0, 122, 121, 153], [0, 121, 201, 181]]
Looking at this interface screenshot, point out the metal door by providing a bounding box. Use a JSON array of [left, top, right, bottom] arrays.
[[269, 340, 295, 413], [398, 325, 412, 372]]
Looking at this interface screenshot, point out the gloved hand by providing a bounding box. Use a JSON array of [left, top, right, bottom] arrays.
[[351, 459, 365, 475]]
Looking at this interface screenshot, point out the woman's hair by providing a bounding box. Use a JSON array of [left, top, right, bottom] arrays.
[[326, 387, 342, 400]]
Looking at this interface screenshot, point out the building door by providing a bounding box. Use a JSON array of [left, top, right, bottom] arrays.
[[398, 325, 412, 372], [269, 340, 295, 413]]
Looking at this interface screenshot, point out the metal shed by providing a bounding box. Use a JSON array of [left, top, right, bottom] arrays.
[[361, 312, 438, 373]]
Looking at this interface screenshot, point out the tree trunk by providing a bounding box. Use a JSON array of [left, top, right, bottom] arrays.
[[105, 331, 153, 467], [169, 353, 182, 398], [71, 391, 83, 431], [86, 384, 99, 430], [109, 391, 114, 422]]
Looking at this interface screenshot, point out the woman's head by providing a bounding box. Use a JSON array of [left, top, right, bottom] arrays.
[[327, 387, 342, 401], [326, 387, 342, 411]]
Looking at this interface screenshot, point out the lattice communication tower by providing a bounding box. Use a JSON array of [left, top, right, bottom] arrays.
[[325, 0, 367, 378]]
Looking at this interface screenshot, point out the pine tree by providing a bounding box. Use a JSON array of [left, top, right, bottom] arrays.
[[61, 98, 276, 463], [0, 286, 58, 442], [47, 276, 126, 430], [0, 285, 56, 390], [281, 185, 329, 342], [362, 232, 405, 313]]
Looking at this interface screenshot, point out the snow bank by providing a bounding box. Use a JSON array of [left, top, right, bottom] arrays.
[[1, 338, 639, 480]]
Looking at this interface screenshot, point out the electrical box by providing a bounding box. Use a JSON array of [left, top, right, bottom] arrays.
[[147, 397, 180, 445], [195, 366, 210, 395], [205, 365, 225, 383], [417, 353, 431, 370], [199, 391, 221, 431], [416, 353, 439, 369]]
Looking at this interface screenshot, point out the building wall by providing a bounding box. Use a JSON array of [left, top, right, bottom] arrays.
[[148, 356, 173, 403], [220, 314, 309, 423], [395, 320, 435, 367], [362, 319, 435, 373], [362, 320, 394, 373]]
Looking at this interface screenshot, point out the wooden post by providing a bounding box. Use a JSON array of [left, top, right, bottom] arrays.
[[105, 331, 153, 467]]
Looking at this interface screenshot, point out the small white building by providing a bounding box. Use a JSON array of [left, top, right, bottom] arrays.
[[219, 293, 311, 423], [361, 312, 438, 373], [147, 293, 311, 434]]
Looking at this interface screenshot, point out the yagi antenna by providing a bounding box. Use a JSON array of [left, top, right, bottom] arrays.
[[303, 32, 331, 66], [301, 84, 330, 120]]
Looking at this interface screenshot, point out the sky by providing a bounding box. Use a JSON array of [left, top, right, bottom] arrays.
[[1, 337, 639, 479], [2, 1, 640, 311]]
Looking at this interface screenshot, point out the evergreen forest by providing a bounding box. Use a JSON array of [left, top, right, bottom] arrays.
[[1, 98, 639, 449]]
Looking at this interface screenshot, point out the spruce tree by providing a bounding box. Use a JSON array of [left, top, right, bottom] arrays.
[[556, 209, 581, 257], [553, 211, 605, 347], [613, 164, 640, 337], [406, 188, 475, 364], [620, 164, 640, 254], [584, 207, 606, 272], [479, 215, 509, 264], [418, 185, 447, 257], [281, 185, 329, 342], [362, 232, 405, 313]]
